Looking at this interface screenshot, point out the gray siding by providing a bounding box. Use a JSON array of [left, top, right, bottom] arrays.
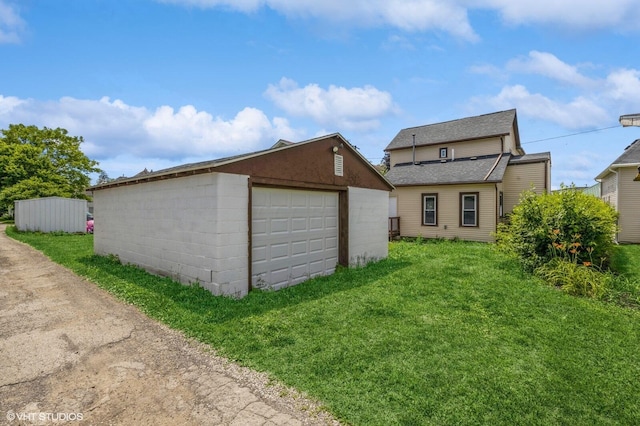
[[15, 197, 87, 233]]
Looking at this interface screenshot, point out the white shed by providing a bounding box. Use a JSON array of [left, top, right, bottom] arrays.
[[14, 197, 87, 233], [89, 134, 394, 298]]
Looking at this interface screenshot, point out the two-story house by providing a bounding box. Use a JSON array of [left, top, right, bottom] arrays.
[[385, 109, 551, 242]]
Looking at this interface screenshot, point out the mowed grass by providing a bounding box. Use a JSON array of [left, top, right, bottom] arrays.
[[7, 227, 640, 425]]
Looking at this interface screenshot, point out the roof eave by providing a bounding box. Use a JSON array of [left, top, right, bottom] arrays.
[[595, 162, 640, 180], [391, 179, 503, 187], [89, 132, 394, 192]]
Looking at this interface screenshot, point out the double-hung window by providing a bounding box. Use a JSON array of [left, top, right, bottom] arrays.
[[422, 194, 437, 226], [460, 193, 478, 227]]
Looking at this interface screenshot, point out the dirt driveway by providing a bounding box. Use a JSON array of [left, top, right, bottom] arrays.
[[0, 225, 337, 425]]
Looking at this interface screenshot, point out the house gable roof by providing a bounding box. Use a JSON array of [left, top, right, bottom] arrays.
[[596, 139, 640, 179], [89, 133, 393, 191], [386, 154, 511, 186], [385, 109, 521, 152], [385, 151, 550, 187], [508, 152, 551, 165]]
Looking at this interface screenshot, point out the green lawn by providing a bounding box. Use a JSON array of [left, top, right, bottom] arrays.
[[7, 228, 640, 425]]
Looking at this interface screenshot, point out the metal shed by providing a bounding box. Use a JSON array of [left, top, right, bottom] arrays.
[[14, 197, 87, 233]]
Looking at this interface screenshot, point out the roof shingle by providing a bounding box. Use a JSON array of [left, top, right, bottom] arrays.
[[386, 154, 511, 186], [385, 109, 518, 151]]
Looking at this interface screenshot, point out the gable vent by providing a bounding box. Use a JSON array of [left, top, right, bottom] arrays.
[[334, 154, 344, 176]]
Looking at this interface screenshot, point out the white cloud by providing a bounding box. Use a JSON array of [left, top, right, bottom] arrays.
[[604, 68, 640, 104], [0, 95, 300, 161], [264, 77, 398, 132], [507, 51, 595, 87], [473, 52, 640, 131], [0, 1, 25, 43], [159, 0, 640, 37], [160, 0, 479, 41], [481, 85, 609, 129], [479, 0, 639, 31]]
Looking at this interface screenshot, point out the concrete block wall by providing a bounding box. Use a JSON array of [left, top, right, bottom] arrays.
[[93, 172, 250, 297], [348, 187, 389, 266]]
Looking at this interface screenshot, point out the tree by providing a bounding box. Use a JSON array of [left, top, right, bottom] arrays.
[[96, 171, 114, 185], [0, 124, 101, 212]]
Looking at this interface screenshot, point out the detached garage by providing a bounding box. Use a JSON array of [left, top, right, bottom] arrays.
[[89, 134, 393, 298]]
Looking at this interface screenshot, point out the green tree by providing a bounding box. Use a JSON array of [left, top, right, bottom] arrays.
[[0, 124, 101, 212]]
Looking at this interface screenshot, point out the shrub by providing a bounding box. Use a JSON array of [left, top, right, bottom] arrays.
[[534, 258, 612, 299], [495, 186, 618, 272]]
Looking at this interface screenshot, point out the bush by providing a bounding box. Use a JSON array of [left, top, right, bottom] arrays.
[[495, 186, 618, 272], [534, 258, 612, 299]]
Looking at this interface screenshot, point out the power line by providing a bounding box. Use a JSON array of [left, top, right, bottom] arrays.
[[522, 124, 621, 144]]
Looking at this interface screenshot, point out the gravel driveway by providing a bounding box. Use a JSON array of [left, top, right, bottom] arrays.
[[0, 225, 337, 425]]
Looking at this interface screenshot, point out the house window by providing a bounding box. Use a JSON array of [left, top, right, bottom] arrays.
[[422, 194, 437, 226], [499, 191, 504, 217], [460, 193, 478, 227], [439, 148, 448, 158]]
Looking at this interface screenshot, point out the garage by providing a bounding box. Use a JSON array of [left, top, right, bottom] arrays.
[[90, 133, 393, 298], [252, 187, 339, 290]]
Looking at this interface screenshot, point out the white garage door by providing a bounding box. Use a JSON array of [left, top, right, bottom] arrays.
[[252, 187, 339, 290]]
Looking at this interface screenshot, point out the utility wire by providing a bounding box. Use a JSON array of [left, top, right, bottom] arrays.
[[522, 124, 621, 144]]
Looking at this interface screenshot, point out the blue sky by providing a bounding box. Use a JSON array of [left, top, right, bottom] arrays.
[[1, 1, 639, 189]]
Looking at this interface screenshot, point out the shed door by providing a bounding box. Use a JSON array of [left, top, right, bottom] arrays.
[[252, 187, 339, 290]]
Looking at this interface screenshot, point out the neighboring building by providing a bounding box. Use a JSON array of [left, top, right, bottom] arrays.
[[595, 139, 640, 243], [88, 134, 393, 298], [14, 196, 87, 233], [385, 109, 551, 242]]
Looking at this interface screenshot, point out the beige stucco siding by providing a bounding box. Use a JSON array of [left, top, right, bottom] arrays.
[[93, 172, 250, 297], [502, 162, 548, 214], [616, 167, 640, 243], [389, 137, 503, 165], [392, 183, 497, 242]]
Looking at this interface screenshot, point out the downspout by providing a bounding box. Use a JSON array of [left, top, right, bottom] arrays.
[[484, 153, 503, 181], [495, 184, 499, 236]]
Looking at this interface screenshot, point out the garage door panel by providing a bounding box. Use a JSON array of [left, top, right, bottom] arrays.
[[291, 240, 308, 255], [252, 245, 267, 263], [252, 187, 339, 290], [291, 217, 307, 231], [325, 236, 338, 249], [252, 219, 267, 236]]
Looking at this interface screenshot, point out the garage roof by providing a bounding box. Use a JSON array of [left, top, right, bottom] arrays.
[[89, 133, 393, 192]]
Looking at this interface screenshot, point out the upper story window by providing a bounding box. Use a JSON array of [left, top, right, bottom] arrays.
[[439, 148, 448, 158]]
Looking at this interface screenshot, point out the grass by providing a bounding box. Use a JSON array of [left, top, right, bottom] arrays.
[[6, 227, 640, 425]]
